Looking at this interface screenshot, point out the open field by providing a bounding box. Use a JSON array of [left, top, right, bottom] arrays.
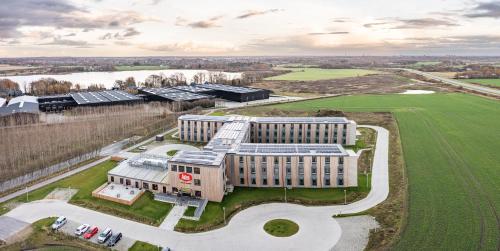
[[463, 78, 500, 87], [411, 61, 441, 67], [265, 68, 380, 81], [0, 217, 106, 251], [114, 65, 168, 71], [237, 93, 499, 250], [175, 174, 370, 232], [0, 160, 173, 226]]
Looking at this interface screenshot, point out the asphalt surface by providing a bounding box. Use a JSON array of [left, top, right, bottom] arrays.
[[4, 125, 389, 251], [402, 68, 500, 96]]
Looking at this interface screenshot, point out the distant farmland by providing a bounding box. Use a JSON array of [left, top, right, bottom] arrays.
[[239, 93, 500, 251], [463, 78, 500, 87], [265, 68, 380, 81]]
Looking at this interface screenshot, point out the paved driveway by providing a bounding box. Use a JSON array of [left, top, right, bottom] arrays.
[[4, 126, 389, 251]]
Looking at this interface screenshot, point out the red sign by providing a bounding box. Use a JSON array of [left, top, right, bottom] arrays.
[[179, 172, 193, 183]]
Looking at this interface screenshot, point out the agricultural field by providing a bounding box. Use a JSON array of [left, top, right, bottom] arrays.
[[411, 61, 441, 67], [265, 68, 380, 81], [114, 65, 168, 71], [244, 93, 499, 250], [463, 78, 500, 87]]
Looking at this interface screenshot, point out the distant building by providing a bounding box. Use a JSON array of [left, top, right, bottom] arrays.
[[0, 95, 40, 124]]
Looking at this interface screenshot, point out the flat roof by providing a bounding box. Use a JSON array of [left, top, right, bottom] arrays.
[[170, 150, 226, 166], [108, 154, 169, 183], [141, 88, 212, 101], [172, 85, 213, 93], [70, 90, 141, 105], [0, 98, 6, 107], [236, 143, 349, 156], [205, 120, 250, 152], [197, 83, 264, 94], [254, 117, 349, 124], [0, 96, 39, 116], [178, 114, 229, 122]]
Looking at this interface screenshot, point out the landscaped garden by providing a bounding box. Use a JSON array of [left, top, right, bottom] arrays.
[[263, 219, 299, 237]]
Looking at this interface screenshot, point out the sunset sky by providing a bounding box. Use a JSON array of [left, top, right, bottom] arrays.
[[1, 0, 500, 57]]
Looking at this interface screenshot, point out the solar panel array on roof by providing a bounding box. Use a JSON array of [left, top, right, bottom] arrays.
[[140, 88, 212, 102], [236, 143, 347, 156], [172, 85, 213, 93], [70, 90, 142, 105], [197, 83, 261, 94], [170, 150, 226, 166], [254, 117, 348, 124]]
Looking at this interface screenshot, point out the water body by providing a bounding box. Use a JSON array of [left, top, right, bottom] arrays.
[[401, 90, 435, 94], [2, 69, 241, 89]]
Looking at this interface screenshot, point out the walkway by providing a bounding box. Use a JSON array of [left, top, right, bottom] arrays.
[[159, 205, 187, 231], [3, 126, 389, 251]]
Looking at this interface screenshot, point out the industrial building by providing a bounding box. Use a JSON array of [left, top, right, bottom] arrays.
[[0, 96, 39, 116], [138, 88, 213, 102], [195, 84, 270, 102], [104, 114, 359, 203]]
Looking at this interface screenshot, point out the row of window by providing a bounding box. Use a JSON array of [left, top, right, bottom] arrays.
[[171, 164, 201, 174], [238, 156, 343, 164], [240, 176, 344, 187]]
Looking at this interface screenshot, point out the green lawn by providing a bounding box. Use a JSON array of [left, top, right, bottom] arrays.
[[184, 206, 196, 217], [207, 111, 227, 116], [256, 93, 499, 250], [263, 219, 299, 237], [167, 150, 178, 157], [175, 174, 369, 232], [129, 241, 160, 251], [265, 68, 380, 81], [0, 160, 173, 226], [114, 65, 168, 71], [463, 78, 500, 87]]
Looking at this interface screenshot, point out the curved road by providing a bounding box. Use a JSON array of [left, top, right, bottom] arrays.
[[402, 68, 500, 96], [4, 125, 389, 251]]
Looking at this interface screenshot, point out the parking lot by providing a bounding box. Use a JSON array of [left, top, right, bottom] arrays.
[[57, 219, 135, 251]]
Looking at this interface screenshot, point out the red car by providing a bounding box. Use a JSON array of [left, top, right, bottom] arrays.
[[83, 226, 99, 239]]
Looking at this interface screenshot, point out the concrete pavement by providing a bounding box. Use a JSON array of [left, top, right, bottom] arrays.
[[4, 125, 389, 251]]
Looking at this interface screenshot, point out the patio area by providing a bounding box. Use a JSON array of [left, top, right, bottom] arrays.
[[92, 183, 144, 205]]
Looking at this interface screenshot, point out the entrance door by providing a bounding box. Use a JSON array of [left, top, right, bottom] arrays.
[[135, 182, 139, 188], [163, 186, 167, 193]]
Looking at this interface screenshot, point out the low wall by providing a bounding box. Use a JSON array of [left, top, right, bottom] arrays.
[[0, 150, 100, 193], [92, 182, 144, 206]]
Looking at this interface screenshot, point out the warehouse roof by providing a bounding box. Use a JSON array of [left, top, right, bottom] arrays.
[[173, 85, 213, 93], [198, 83, 264, 94], [70, 90, 141, 105], [236, 143, 349, 156], [108, 154, 169, 183], [0, 98, 6, 107], [170, 150, 226, 166], [141, 88, 212, 102], [0, 95, 39, 116]]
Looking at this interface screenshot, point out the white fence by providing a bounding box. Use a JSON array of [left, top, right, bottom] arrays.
[[0, 150, 100, 193]]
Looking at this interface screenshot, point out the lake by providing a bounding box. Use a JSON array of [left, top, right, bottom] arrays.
[[1, 69, 241, 89]]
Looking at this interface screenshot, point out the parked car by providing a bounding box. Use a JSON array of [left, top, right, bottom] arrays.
[[107, 232, 122, 247], [138, 146, 147, 151], [75, 224, 90, 236], [97, 227, 112, 244], [83, 226, 99, 239], [51, 216, 67, 230]]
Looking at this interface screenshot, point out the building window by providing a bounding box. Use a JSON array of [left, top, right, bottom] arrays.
[[251, 167, 256, 174], [143, 182, 149, 189], [312, 156, 316, 163], [339, 157, 344, 164], [186, 166, 192, 173], [152, 184, 158, 190], [274, 158, 279, 164], [286, 156, 291, 163], [195, 191, 202, 197], [239, 156, 244, 163], [261, 166, 267, 173], [239, 167, 244, 174], [287, 178, 292, 186], [312, 179, 317, 186], [110, 176, 114, 182], [194, 167, 200, 174], [126, 179, 131, 186], [299, 156, 304, 163], [312, 167, 317, 174], [325, 178, 331, 186], [171, 165, 177, 172], [299, 178, 304, 186], [251, 178, 256, 185], [338, 177, 344, 186], [274, 178, 280, 185], [120, 178, 123, 184], [179, 166, 185, 172], [172, 187, 178, 193], [240, 178, 245, 184], [194, 179, 201, 186], [263, 178, 268, 185]]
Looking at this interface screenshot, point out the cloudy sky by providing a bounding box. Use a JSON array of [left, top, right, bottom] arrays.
[[0, 0, 500, 57]]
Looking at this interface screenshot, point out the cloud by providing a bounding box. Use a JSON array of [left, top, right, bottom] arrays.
[[39, 37, 97, 48], [465, 1, 500, 18], [308, 31, 349, 35], [0, 0, 153, 38], [331, 18, 350, 23], [140, 41, 237, 54], [100, 27, 141, 40], [236, 9, 283, 19], [64, 33, 76, 37], [175, 16, 224, 29], [363, 18, 459, 29]]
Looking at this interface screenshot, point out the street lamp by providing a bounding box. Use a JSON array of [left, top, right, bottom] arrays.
[[284, 187, 287, 203], [344, 189, 347, 205], [223, 207, 226, 225], [25, 186, 29, 202]]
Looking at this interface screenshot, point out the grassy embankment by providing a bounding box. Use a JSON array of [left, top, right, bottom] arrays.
[[265, 68, 380, 81], [0, 160, 173, 226], [238, 93, 499, 251]]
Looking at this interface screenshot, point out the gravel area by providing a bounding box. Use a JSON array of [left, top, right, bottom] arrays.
[[331, 215, 379, 251]]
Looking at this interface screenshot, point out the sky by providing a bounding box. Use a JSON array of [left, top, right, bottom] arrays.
[[0, 0, 499, 57]]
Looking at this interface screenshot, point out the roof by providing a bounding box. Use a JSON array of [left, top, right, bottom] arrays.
[[8, 95, 38, 105], [204, 120, 250, 152], [254, 117, 349, 124], [172, 85, 214, 93], [170, 150, 226, 167], [70, 90, 141, 105], [0, 98, 6, 107], [108, 154, 169, 183], [236, 144, 349, 156], [0, 95, 39, 116], [178, 114, 229, 122], [197, 83, 264, 94], [141, 88, 212, 102]]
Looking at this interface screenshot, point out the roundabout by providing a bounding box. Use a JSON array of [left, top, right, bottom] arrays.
[[263, 219, 299, 237]]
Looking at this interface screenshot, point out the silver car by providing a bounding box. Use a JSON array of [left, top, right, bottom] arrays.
[[97, 227, 112, 243], [75, 224, 90, 236]]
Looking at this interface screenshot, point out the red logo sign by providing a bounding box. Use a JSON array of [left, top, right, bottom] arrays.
[[179, 172, 193, 183]]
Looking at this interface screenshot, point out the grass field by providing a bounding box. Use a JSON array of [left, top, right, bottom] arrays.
[[175, 174, 369, 232], [463, 78, 500, 87], [263, 219, 299, 237], [114, 65, 168, 71], [255, 93, 499, 250], [0, 160, 173, 226], [265, 68, 380, 81], [129, 241, 160, 251]]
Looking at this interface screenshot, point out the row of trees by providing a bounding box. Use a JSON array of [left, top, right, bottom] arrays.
[[455, 65, 500, 79], [0, 103, 179, 182]]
